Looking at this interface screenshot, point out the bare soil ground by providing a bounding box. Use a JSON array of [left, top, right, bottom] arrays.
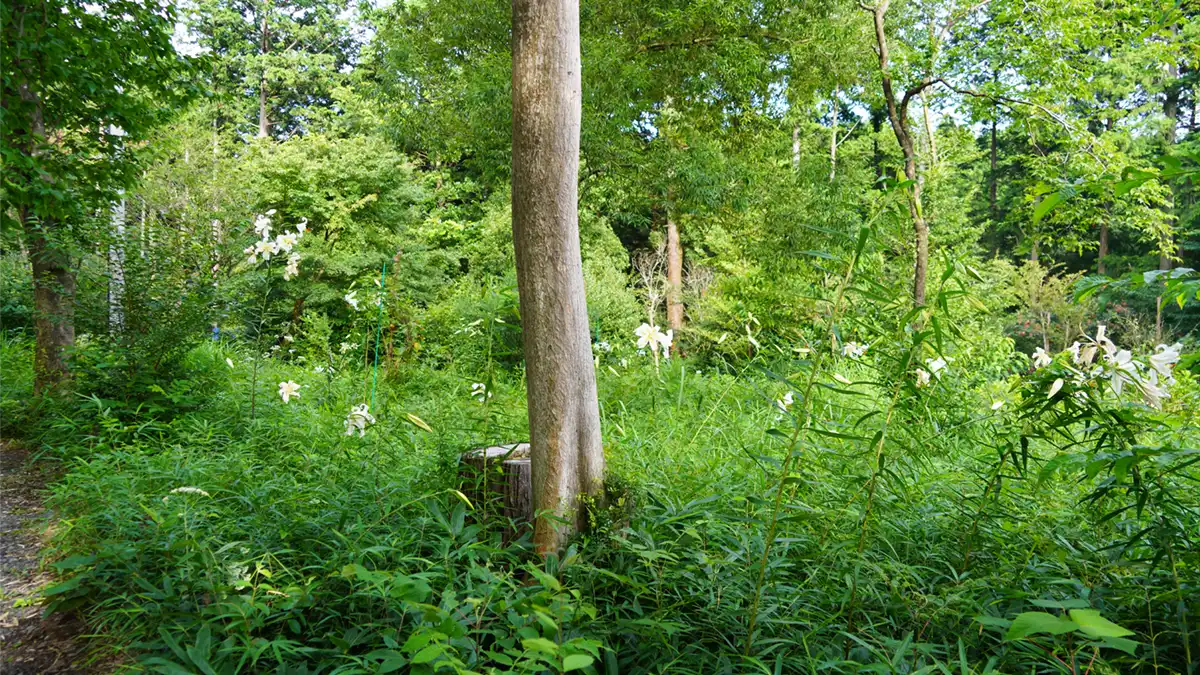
[[0, 441, 102, 674]]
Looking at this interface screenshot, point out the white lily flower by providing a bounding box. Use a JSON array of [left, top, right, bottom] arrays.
[[254, 238, 278, 261], [283, 253, 301, 280], [314, 365, 326, 374], [925, 357, 949, 377], [1032, 347, 1052, 369], [657, 329, 673, 354], [635, 323, 661, 351], [833, 373, 852, 385], [344, 403, 376, 437], [991, 400, 1004, 410], [278, 380, 301, 403], [275, 232, 298, 253], [915, 368, 931, 388], [470, 382, 493, 402], [775, 390, 795, 413], [253, 214, 272, 237], [345, 291, 361, 311], [244, 245, 258, 264], [226, 358, 234, 368], [1048, 378, 1064, 398], [842, 342, 868, 359], [1106, 349, 1139, 396], [1149, 343, 1183, 384], [295, 218, 308, 236]]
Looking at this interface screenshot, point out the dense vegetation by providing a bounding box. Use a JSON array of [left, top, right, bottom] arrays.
[[2, 0, 1198, 673]]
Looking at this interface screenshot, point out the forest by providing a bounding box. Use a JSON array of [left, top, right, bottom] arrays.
[[1, 0, 1199, 673]]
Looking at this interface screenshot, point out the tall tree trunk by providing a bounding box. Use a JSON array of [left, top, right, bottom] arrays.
[[868, 0, 929, 306], [988, 114, 998, 219], [1097, 220, 1108, 275], [109, 194, 126, 331], [24, 214, 76, 394], [666, 209, 683, 337], [791, 124, 800, 171], [829, 87, 838, 181], [511, 0, 604, 556], [257, 14, 271, 139], [1030, 238, 1039, 263], [1156, 41, 1180, 342]]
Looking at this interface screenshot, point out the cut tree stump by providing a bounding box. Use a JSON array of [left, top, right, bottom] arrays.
[[459, 443, 532, 537]]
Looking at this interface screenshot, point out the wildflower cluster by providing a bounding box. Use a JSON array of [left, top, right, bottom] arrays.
[[471, 382, 493, 402], [243, 210, 307, 280], [1031, 325, 1182, 408], [914, 356, 949, 388], [344, 403, 376, 437], [841, 341, 869, 359]]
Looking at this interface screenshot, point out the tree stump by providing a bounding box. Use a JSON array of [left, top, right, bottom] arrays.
[[459, 443, 532, 538]]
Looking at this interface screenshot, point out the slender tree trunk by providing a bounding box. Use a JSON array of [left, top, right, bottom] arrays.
[[109, 194, 127, 331], [988, 115, 998, 219], [868, 0, 929, 306], [511, 0, 604, 556], [1156, 42, 1180, 341], [1098, 220, 1108, 275], [666, 208, 683, 336], [791, 124, 800, 171], [257, 13, 271, 139], [1030, 238, 1039, 263], [829, 88, 838, 181], [24, 213, 76, 394]]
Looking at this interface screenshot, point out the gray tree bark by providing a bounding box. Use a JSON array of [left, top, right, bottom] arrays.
[[666, 210, 684, 337], [108, 195, 127, 332], [511, 0, 605, 555]]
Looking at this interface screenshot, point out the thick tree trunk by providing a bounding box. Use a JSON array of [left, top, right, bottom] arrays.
[[511, 0, 604, 555], [24, 214, 76, 394], [665, 210, 684, 337]]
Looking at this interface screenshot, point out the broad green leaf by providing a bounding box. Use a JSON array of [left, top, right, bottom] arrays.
[[1005, 612, 1079, 640], [564, 654, 595, 671], [1068, 609, 1134, 639]]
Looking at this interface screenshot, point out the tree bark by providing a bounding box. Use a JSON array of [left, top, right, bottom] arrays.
[[1097, 220, 1108, 275], [988, 114, 998, 220], [24, 214, 76, 394], [665, 209, 684, 337], [792, 124, 801, 171], [109, 194, 127, 331], [829, 88, 838, 181], [867, 0, 929, 306], [257, 13, 271, 139], [511, 0, 604, 555]]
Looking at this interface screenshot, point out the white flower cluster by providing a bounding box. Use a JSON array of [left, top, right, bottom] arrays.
[[471, 382, 493, 402], [1033, 325, 1183, 408], [344, 403, 376, 437], [635, 323, 673, 358], [775, 390, 795, 415], [915, 356, 949, 388], [244, 211, 307, 280], [841, 341, 869, 359]]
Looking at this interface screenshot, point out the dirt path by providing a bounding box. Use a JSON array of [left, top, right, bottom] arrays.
[[0, 441, 96, 673]]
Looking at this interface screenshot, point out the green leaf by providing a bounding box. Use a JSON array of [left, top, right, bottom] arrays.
[[564, 654, 595, 671], [1033, 191, 1064, 224], [1068, 610, 1134, 639], [1005, 612, 1079, 640], [522, 637, 559, 654], [410, 643, 446, 664]]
